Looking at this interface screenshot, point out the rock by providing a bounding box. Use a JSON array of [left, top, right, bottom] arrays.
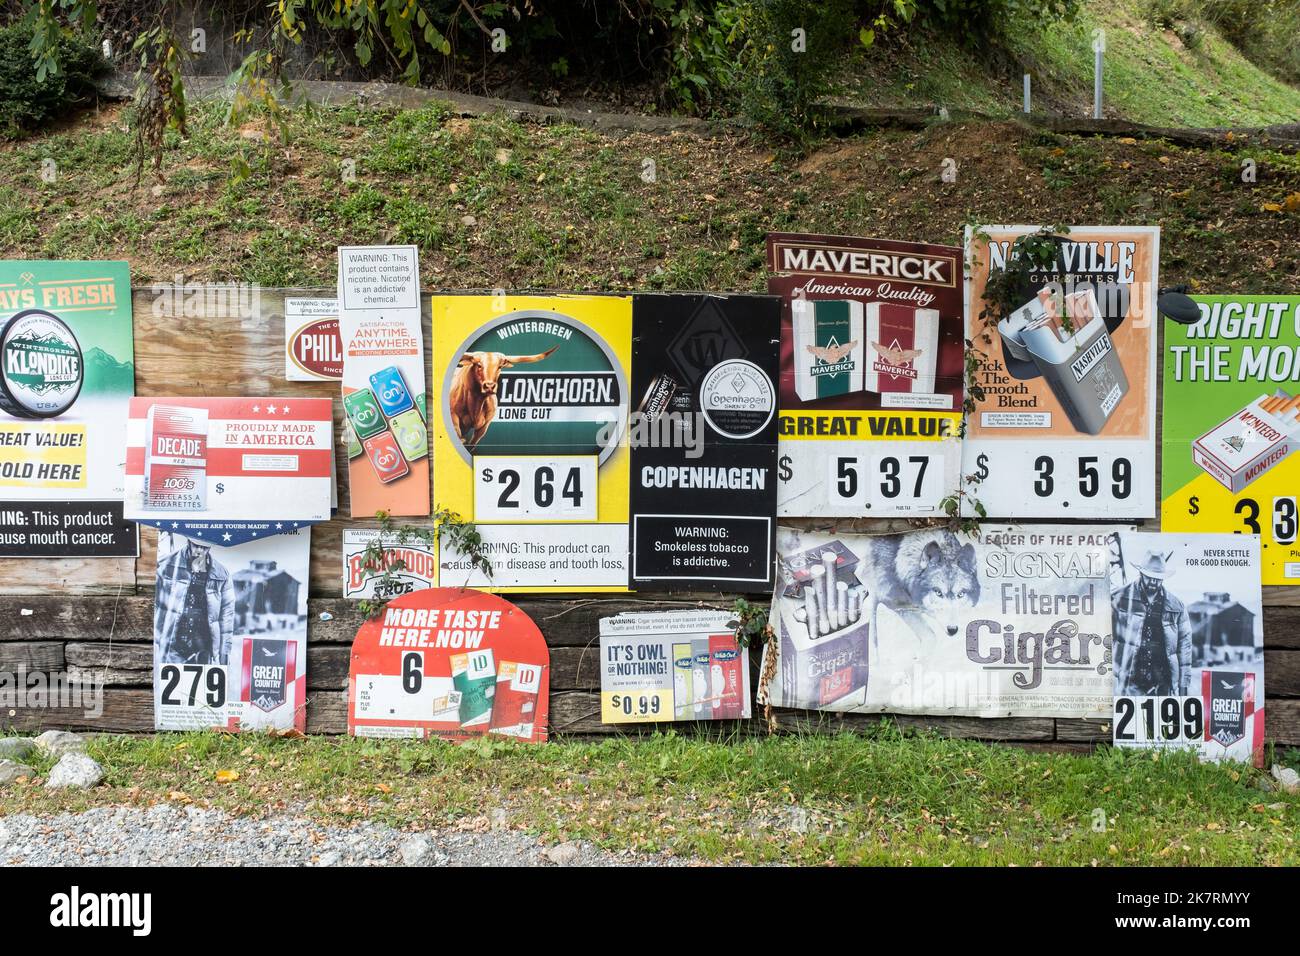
[[316, 851, 341, 866], [544, 841, 581, 866], [0, 760, 35, 786], [399, 835, 431, 865], [1271, 764, 1299, 793], [45, 752, 104, 789], [35, 730, 86, 757], [0, 738, 35, 761]]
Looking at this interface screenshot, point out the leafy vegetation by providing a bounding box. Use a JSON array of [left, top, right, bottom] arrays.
[[2, 729, 1297, 865], [0, 21, 104, 136]]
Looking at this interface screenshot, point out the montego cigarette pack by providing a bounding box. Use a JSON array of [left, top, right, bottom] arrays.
[[1192, 389, 1300, 493]]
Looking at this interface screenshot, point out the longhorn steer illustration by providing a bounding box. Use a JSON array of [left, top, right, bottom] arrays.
[[450, 346, 559, 449]]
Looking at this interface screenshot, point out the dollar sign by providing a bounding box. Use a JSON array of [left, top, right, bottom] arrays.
[[975, 454, 989, 481], [481, 468, 493, 481], [215, 482, 225, 494], [1188, 496, 1199, 516], [778, 455, 792, 482]]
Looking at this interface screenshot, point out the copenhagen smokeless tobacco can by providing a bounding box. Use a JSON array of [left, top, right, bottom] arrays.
[[0, 309, 84, 419]]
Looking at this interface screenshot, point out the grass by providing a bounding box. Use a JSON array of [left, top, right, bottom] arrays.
[[3, 729, 1298, 865], [0, 99, 1297, 295], [842, 0, 1300, 128]]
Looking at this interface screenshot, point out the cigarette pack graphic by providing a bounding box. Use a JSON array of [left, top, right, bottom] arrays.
[[451, 648, 496, 728], [710, 635, 743, 719], [864, 303, 939, 395], [672, 641, 693, 719], [998, 287, 1128, 435], [488, 660, 543, 739], [143, 404, 208, 511], [1192, 390, 1300, 493], [777, 541, 869, 708], [793, 298, 864, 401]]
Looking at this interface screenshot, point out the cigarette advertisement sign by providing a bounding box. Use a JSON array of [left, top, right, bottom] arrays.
[[284, 296, 342, 381], [962, 226, 1159, 518], [759, 525, 1115, 718], [1160, 296, 1300, 585], [124, 397, 333, 540], [629, 294, 779, 591], [0, 260, 137, 556], [766, 234, 965, 518], [347, 588, 550, 742], [1109, 532, 1265, 765], [154, 527, 309, 732], [432, 294, 631, 591], [342, 528, 436, 600], [338, 245, 428, 518], [598, 610, 751, 723]]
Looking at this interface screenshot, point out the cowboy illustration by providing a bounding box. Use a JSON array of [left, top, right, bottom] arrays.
[[1112, 549, 1192, 697]]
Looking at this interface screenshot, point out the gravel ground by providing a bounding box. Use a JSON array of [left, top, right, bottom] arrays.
[[0, 805, 689, 867]]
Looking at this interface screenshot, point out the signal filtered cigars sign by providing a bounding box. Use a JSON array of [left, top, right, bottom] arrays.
[[766, 234, 965, 518], [432, 294, 632, 591], [1108, 532, 1265, 765], [284, 297, 342, 381], [599, 610, 751, 723], [629, 294, 779, 591], [1161, 296, 1300, 585], [347, 588, 550, 742], [124, 397, 333, 538], [962, 226, 1159, 518], [0, 260, 137, 556], [154, 527, 309, 732], [338, 245, 428, 518], [342, 528, 436, 600], [759, 525, 1116, 718]]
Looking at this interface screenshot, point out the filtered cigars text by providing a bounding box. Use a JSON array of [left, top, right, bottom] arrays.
[[50, 887, 152, 936]]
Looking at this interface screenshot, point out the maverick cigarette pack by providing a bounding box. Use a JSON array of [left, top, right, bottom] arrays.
[[864, 302, 939, 396], [1192, 390, 1300, 493], [792, 299, 865, 401], [777, 541, 870, 708], [998, 287, 1128, 435], [143, 404, 208, 511]]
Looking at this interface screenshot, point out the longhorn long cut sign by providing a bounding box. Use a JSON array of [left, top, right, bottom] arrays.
[[759, 525, 1116, 718], [337, 245, 428, 518], [348, 587, 550, 742], [1108, 531, 1265, 765], [628, 294, 780, 591], [0, 260, 138, 557], [766, 234, 965, 518], [961, 226, 1159, 519], [123, 396, 333, 542], [1160, 296, 1300, 585], [432, 294, 632, 591]]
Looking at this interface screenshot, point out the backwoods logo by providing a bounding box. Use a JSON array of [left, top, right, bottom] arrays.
[[345, 544, 436, 598]]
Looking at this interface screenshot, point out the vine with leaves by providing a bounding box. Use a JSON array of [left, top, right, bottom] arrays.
[[355, 506, 492, 618]]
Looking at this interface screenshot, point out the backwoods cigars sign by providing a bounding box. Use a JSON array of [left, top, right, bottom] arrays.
[[342, 529, 436, 599], [760, 525, 1116, 717], [767, 233, 965, 518]]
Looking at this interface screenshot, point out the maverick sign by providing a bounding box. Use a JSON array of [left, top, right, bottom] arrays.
[[628, 294, 779, 591], [767, 234, 965, 518]]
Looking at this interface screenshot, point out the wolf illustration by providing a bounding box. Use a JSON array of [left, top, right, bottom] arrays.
[[859, 530, 980, 651]]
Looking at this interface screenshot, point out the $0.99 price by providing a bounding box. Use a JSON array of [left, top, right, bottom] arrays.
[[607, 691, 666, 718], [473, 456, 597, 522]]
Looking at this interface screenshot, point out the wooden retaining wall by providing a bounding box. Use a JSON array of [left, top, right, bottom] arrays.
[[0, 288, 1296, 745]]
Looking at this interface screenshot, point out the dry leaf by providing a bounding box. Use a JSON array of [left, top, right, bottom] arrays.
[[1283, 192, 1300, 212], [1261, 202, 1283, 213], [215, 769, 240, 783]]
